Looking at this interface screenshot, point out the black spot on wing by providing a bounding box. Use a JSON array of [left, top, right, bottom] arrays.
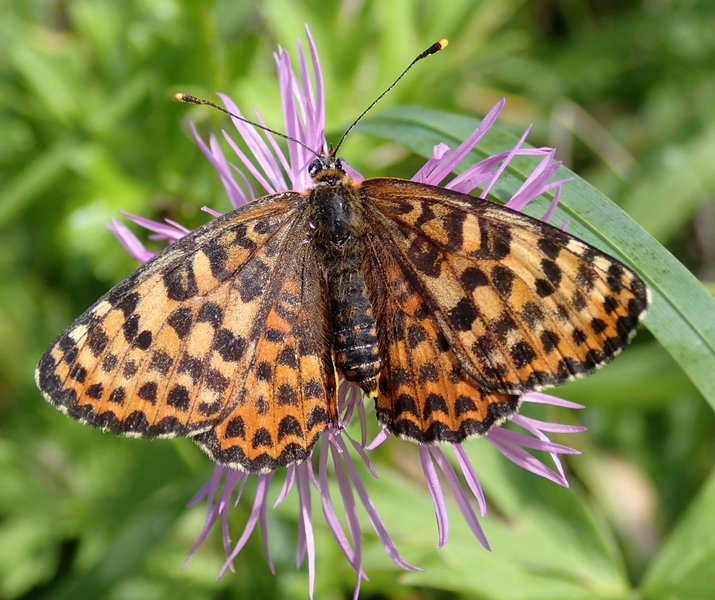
[[225, 417, 245, 439], [537, 237, 561, 260], [122, 360, 138, 378], [510, 341, 537, 369], [109, 387, 126, 404], [116, 292, 140, 317], [131, 330, 153, 350], [521, 302, 545, 328], [278, 416, 304, 441], [197, 302, 224, 328], [122, 314, 140, 343], [206, 369, 229, 393], [540, 330, 561, 353], [69, 364, 87, 383], [167, 385, 190, 411], [422, 392, 448, 420], [256, 362, 272, 382], [202, 240, 229, 280], [278, 347, 297, 368], [491, 265, 515, 297], [541, 259, 563, 286], [407, 325, 427, 348], [535, 278, 556, 298], [167, 307, 193, 340], [407, 238, 443, 278], [304, 379, 322, 398], [307, 406, 329, 430], [87, 383, 103, 399], [102, 353, 118, 372], [461, 266, 489, 291], [448, 298, 478, 331], [493, 313, 517, 342], [138, 382, 158, 403], [213, 329, 247, 362], [163, 261, 198, 301], [418, 363, 439, 384], [395, 394, 419, 417], [234, 259, 270, 303], [150, 351, 173, 375], [277, 384, 298, 406], [87, 329, 109, 357], [178, 355, 204, 382], [454, 395, 476, 416], [252, 428, 273, 448]]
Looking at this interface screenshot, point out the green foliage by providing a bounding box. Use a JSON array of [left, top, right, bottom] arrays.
[[1, 0, 714, 598]]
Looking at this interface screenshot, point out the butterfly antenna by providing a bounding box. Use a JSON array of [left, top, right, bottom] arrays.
[[332, 39, 448, 155], [174, 93, 321, 158]]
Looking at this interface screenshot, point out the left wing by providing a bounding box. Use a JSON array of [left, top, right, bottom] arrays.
[[36, 192, 337, 472]]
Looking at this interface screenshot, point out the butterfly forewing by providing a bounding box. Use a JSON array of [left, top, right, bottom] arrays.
[[36, 192, 338, 468], [361, 178, 649, 396]]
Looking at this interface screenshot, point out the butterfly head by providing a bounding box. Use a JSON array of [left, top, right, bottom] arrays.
[[308, 153, 346, 186]]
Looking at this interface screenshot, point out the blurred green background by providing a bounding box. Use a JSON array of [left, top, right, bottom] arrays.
[[2, 0, 715, 598]]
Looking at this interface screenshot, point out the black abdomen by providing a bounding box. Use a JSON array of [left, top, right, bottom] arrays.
[[329, 265, 381, 395]]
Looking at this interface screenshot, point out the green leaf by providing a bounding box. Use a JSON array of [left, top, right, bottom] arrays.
[[44, 478, 198, 600], [357, 105, 715, 409], [0, 138, 82, 227], [640, 468, 715, 600]]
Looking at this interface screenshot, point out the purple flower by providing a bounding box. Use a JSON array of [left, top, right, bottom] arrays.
[[108, 25, 586, 600]]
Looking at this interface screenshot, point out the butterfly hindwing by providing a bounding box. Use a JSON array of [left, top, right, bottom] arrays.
[[364, 236, 520, 443], [36, 192, 338, 470], [192, 234, 337, 472], [361, 178, 649, 396]]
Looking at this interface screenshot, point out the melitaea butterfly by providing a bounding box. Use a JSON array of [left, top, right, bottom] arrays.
[[35, 40, 649, 473]]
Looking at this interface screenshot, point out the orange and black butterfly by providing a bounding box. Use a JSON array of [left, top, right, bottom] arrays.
[[35, 41, 649, 473]]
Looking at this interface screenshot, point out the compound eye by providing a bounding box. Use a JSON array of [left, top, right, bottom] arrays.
[[335, 157, 343, 171], [308, 158, 323, 178]]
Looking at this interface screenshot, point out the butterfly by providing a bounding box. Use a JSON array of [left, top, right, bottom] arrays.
[[35, 147, 649, 473], [35, 37, 649, 473]]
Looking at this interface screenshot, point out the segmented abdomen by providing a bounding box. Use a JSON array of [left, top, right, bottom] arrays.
[[329, 267, 381, 395]]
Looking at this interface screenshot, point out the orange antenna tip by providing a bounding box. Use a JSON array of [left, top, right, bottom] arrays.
[[175, 93, 205, 105]]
